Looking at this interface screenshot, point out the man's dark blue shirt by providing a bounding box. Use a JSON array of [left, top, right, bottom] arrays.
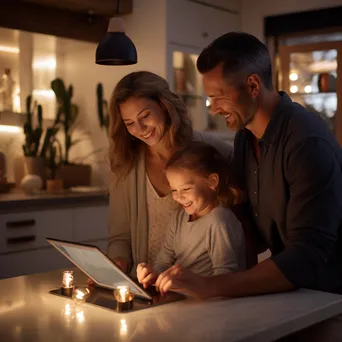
[[235, 92, 342, 293]]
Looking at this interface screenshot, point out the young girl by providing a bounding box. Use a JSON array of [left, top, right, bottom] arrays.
[[137, 141, 245, 288]]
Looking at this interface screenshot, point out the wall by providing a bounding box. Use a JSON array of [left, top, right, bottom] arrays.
[[241, 0, 342, 41], [0, 0, 168, 185], [58, 0, 168, 186]]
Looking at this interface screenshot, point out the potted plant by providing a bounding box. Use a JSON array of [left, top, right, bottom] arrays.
[[22, 95, 45, 181], [21, 95, 58, 184], [46, 137, 63, 193], [96, 83, 109, 135], [51, 78, 91, 188]]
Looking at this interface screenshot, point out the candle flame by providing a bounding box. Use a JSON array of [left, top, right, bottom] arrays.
[[114, 285, 132, 303], [118, 285, 130, 302], [62, 271, 74, 288]]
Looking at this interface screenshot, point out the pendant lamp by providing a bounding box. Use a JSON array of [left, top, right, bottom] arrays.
[[95, 0, 137, 65]]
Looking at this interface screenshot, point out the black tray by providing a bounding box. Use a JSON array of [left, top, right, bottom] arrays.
[[49, 285, 186, 313]]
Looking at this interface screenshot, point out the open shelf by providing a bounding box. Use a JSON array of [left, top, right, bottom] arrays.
[[0, 110, 54, 128]]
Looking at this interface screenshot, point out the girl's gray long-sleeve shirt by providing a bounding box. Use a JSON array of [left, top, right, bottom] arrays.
[[153, 206, 246, 276]]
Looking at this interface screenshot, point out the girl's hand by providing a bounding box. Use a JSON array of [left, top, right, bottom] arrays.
[[137, 262, 159, 288], [155, 264, 209, 299]]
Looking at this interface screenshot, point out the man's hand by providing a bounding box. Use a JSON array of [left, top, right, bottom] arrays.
[[155, 259, 294, 299], [155, 265, 209, 299], [114, 257, 130, 273], [137, 263, 159, 288]]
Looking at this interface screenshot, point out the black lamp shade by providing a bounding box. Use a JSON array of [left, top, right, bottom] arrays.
[[95, 32, 137, 65]]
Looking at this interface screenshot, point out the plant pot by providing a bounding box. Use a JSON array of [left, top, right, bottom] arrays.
[[46, 179, 64, 193], [24, 156, 46, 180], [56, 164, 91, 188]]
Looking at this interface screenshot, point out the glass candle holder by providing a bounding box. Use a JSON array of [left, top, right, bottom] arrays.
[[114, 285, 134, 312], [61, 270, 74, 296], [72, 287, 90, 305]]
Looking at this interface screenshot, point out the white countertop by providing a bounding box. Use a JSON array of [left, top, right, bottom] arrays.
[[0, 189, 108, 213], [1, 269, 342, 342]]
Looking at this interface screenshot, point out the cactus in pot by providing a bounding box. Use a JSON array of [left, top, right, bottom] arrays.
[[51, 78, 79, 165], [51, 78, 91, 188], [46, 137, 63, 193], [22, 95, 43, 157], [96, 83, 109, 134], [47, 138, 62, 180], [21, 95, 46, 182]]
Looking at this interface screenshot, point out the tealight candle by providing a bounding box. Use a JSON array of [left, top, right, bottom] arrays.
[[114, 285, 134, 312], [61, 270, 74, 296]]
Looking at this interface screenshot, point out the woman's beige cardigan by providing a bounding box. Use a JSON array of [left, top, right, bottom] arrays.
[[107, 132, 234, 273]]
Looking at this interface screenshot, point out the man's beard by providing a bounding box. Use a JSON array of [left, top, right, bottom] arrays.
[[242, 98, 258, 128]]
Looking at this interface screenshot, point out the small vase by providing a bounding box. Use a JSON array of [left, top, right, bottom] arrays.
[[46, 179, 64, 193]]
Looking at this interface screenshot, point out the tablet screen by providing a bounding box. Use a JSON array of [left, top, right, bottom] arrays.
[[47, 238, 151, 299]]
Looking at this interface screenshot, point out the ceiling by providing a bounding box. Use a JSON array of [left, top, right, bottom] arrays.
[[20, 0, 133, 16]]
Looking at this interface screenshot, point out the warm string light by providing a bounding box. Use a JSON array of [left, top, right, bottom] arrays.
[[289, 72, 298, 81], [290, 85, 298, 94]]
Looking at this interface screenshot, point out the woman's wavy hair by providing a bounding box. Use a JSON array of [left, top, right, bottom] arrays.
[[165, 141, 241, 208], [109, 71, 193, 181]]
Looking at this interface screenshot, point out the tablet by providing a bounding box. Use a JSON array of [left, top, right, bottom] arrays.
[[46, 238, 153, 300]]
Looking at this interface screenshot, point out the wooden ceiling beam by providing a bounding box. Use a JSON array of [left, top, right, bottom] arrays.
[[20, 0, 133, 17], [0, 2, 115, 43]]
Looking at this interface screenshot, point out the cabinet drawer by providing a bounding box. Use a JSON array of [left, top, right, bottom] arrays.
[[73, 206, 109, 242], [0, 247, 73, 279], [0, 209, 73, 253], [167, 0, 239, 49]]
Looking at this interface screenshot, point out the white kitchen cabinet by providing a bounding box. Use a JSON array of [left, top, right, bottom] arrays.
[[0, 209, 73, 253], [0, 247, 73, 279], [0, 237, 108, 279], [166, 0, 239, 50], [0, 204, 109, 279]]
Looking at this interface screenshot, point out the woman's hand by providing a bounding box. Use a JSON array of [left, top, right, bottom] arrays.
[[137, 262, 159, 288], [114, 257, 130, 273], [155, 264, 209, 299]]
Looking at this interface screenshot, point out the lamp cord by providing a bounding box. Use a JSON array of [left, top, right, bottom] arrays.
[[116, 0, 120, 16]]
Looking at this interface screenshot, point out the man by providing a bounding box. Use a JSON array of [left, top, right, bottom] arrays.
[[155, 32, 342, 300]]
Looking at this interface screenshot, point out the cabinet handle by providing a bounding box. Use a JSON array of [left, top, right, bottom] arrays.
[[6, 219, 36, 229], [7, 235, 36, 245]]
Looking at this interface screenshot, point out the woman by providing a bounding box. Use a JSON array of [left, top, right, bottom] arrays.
[[107, 71, 234, 276]]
